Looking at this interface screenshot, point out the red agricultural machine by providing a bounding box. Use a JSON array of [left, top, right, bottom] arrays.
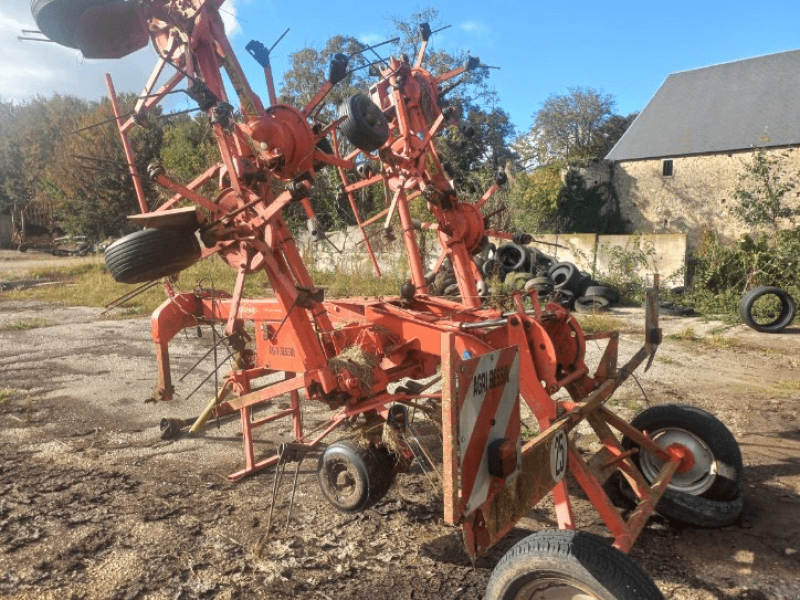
[[32, 1, 744, 598]]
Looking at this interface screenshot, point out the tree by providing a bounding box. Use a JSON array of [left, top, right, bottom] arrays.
[[527, 87, 618, 163], [0, 95, 92, 240], [48, 96, 163, 239], [732, 148, 797, 234]]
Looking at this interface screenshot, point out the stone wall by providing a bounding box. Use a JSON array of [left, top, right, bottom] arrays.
[[612, 147, 800, 247]]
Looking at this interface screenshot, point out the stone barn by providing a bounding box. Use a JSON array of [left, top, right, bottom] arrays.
[[606, 49, 800, 247]]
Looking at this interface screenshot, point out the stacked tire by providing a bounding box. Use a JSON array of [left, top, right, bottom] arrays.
[[425, 240, 621, 312]]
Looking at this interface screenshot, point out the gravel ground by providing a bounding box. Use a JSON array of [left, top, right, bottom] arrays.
[[1, 287, 799, 599]]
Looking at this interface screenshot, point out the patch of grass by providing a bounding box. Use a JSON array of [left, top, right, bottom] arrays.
[[656, 355, 674, 365], [667, 326, 698, 341], [701, 335, 741, 349], [577, 314, 622, 334], [772, 379, 800, 391], [0, 389, 19, 403], [6, 253, 407, 316], [1, 318, 50, 331]]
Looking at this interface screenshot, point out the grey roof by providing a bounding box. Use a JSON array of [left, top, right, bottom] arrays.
[[606, 50, 800, 161]]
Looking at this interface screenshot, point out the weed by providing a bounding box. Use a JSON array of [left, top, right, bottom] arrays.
[[656, 355, 674, 365], [772, 379, 800, 391], [0, 389, 18, 403], [668, 326, 698, 341], [578, 314, 622, 334], [2, 318, 50, 331], [702, 335, 741, 349]]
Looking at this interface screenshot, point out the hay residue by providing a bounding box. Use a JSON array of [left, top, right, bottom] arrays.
[[329, 345, 379, 389]]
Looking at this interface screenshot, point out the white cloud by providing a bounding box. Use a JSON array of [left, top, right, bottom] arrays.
[[358, 33, 384, 47], [219, 0, 241, 37], [461, 21, 489, 34]]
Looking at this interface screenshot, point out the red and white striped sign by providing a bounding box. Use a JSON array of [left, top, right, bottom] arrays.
[[455, 346, 521, 516]]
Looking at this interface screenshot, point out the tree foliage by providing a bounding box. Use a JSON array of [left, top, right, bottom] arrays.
[[732, 148, 797, 234], [523, 87, 632, 164]]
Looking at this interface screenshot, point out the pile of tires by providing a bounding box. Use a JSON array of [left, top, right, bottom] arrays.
[[427, 237, 621, 313]]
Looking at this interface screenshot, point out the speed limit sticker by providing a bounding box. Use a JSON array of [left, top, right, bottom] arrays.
[[550, 430, 568, 483]]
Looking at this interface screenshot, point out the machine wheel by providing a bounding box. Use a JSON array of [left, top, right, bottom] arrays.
[[104, 227, 201, 284], [338, 94, 389, 153], [317, 440, 395, 513], [623, 404, 742, 501], [548, 262, 582, 295], [32, 0, 110, 47], [606, 472, 744, 528], [654, 488, 744, 528], [486, 530, 664, 600], [739, 286, 796, 332]]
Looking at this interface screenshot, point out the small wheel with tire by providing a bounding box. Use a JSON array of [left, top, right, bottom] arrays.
[[317, 440, 395, 513], [338, 94, 389, 153], [624, 404, 742, 501], [486, 529, 665, 600], [104, 227, 201, 284], [619, 404, 744, 527], [739, 285, 796, 333]]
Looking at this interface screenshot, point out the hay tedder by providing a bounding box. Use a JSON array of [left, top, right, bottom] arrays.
[[32, 1, 744, 597]]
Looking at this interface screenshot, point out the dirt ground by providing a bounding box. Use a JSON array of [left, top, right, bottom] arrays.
[[1, 251, 799, 600]]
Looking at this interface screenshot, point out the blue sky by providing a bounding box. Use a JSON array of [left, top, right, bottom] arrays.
[[3, 0, 800, 136]]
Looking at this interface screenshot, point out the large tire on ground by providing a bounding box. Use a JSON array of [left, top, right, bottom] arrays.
[[338, 94, 389, 153], [317, 440, 395, 513], [623, 404, 742, 501], [482, 258, 505, 280], [548, 262, 582, 295], [738, 285, 797, 333], [495, 243, 529, 273], [486, 529, 664, 600], [574, 295, 611, 313], [104, 227, 201, 284], [583, 285, 620, 304]]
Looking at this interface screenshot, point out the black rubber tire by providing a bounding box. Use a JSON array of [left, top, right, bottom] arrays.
[[32, 0, 115, 48], [548, 262, 582, 295], [317, 440, 395, 513], [17, 243, 29, 253], [738, 286, 797, 333], [654, 487, 744, 528], [338, 94, 389, 153], [578, 274, 601, 297], [574, 295, 611, 313], [611, 472, 745, 528], [443, 283, 460, 296], [482, 258, 505, 280], [622, 404, 742, 501], [554, 288, 576, 309], [104, 228, 201, 284], [486, 529, 664, 600], [584, 285, 620, 304], [495, 243, 529, 272]]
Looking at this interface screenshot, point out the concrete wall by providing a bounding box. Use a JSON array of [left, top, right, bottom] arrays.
[[612, 147, 800, 248], [298, 228, 687, 287]]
